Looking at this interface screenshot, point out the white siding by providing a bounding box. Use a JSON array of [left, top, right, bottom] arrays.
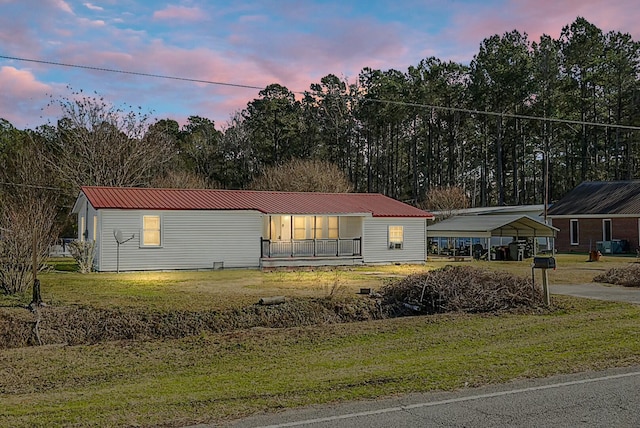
[[96, 209, 262, 271], [76, 196, 101, 267], [362, 217, 426, 263]]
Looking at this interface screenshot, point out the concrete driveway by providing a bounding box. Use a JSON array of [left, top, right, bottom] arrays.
[[551, 283, 640, 304]]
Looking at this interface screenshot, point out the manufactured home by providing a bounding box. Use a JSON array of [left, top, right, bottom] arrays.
[[72, 186, 434, 271]]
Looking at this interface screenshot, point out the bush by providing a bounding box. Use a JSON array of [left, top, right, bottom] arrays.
[[381, 265, 545, 315], [68, 241, 96, 273], [594, 264, 640, 287]]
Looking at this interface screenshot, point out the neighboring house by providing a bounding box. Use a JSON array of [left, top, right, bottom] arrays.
[[72, 186, 434, 271], [547, 181, 640, 254]]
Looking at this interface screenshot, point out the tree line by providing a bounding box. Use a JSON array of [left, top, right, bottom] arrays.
[[3, 17, 640, 207], [2, 16, 640, 292]]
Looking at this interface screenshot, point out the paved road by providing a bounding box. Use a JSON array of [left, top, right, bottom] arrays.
[[220, 367, 640, 427], [551, 283, 640, 304]]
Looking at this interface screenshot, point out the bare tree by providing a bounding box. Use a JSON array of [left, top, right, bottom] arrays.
[[0, 143, 60, 295], [41, 91, 175, 193], [420, 186, 469, 219], [150, 169, 218, 189], [249, 158, 353, 192]]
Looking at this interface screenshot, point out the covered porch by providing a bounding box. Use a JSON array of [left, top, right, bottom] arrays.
[[259, 214, 364, 267]]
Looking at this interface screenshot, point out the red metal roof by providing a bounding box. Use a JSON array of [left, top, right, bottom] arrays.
[[79, 186, 434, 218]]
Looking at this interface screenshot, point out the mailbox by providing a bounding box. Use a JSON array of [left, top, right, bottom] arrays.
[[533, 256, 556, 269]]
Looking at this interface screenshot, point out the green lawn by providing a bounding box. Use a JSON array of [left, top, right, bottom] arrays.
[[1, 255, 639, 427]]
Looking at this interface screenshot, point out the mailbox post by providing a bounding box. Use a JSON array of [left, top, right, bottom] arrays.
[[532, 256, 556, 306]]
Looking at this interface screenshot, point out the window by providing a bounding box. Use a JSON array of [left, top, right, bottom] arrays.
[[328, 216, 339, 239], [93, 215, 98, 241], [389, 226, 403, 249], [293, 216, 306, 239], [314, 216, 324, 239], [80, 216, 85, 242], [570, 219, 579, 245], [142, 215, 161, 246], [603, 219, 612, 241]]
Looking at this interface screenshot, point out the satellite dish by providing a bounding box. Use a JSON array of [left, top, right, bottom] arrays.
[[114, 229, 123, 243]]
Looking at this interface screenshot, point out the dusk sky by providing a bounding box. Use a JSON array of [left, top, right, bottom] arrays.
[[1, 0, 639, 130]]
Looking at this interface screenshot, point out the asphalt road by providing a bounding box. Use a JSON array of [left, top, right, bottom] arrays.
[[221, 367, 640, 428], [551, 282, 640, 304]]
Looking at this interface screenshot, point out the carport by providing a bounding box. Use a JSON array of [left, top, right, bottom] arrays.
[[426, 215, 558, 260]]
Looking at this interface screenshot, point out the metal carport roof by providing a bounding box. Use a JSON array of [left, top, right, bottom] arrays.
[[426, 215, 558, 239]]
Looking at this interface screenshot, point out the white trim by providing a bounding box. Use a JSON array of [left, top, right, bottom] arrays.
[[388, 225, 404, 250], [602, 218, 612, 241], [570, 219, 579, 245], [140, 214, 162, 247]]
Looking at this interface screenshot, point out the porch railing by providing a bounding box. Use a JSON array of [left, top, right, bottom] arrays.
[[261, 238, 362, 258]]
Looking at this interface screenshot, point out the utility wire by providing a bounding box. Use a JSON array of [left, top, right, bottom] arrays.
[[3, 54, 640, 131], [0, 54, 266, 91], [0, 181, 63, 191], [362, 98, 640, 131]]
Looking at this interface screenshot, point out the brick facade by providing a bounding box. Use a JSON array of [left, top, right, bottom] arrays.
[[551, 217, 639, 253]]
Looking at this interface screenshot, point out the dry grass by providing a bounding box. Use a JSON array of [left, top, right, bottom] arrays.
[[382, 265, 544, 315], [1, 296, 639, 427], [430, 253, 636, 285], [2, 255, 640, 426], [594, 263, 640, 287]]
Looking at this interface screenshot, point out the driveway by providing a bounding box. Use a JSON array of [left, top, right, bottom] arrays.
[[551, 283, 640, 304]]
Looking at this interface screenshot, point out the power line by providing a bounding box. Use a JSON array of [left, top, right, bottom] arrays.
[[3, 54, 640, 131], [362, 98, 640, 132], [0, 181, 63, 191], [0, 54, 266, 92]]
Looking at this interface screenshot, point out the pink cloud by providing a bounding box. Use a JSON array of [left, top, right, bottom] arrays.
[[0, 66, 58, 128], [152, 5, 207, 22], [51, 0, 73, 14], [446, 0, 640, 59], [83, 2, 103, 11]]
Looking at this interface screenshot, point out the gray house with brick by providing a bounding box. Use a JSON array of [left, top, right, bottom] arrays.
[[547, 181, 640, 254]]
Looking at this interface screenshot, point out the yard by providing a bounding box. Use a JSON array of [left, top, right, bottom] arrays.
[[1, 254, 639, 427]]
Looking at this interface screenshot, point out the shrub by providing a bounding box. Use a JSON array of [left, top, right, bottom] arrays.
[[68, 240, 96, 273]]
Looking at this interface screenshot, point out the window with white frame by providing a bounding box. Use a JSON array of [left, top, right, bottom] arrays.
[[603, 219, 612, 242], [388, 225, 404, 249], [570, 219, 579, 245], [142, 215, 161, 246], [93, 215, 98, 241]]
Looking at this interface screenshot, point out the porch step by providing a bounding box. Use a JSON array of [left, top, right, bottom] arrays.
[[260, 256, 364, 269]]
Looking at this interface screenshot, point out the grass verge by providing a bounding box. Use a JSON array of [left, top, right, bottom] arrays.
[[1, 296, 639, 427]]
